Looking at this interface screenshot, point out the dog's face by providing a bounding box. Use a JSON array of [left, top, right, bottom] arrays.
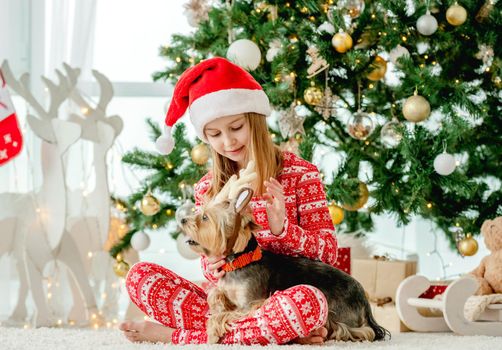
[[179, 188, 261, 258]]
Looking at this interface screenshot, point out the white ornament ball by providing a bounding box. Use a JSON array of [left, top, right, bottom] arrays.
[[389, 45, 410, 66], [417, 11, 438, 36], [176, 233, 200, 260], [131, 232, 151, 251], [227, 39, 262, 71], [434, 152, 456, 175]]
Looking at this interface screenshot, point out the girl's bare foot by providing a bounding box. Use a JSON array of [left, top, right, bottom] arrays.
[[293, 326, 328, 344], [119, 320, 174, 344]]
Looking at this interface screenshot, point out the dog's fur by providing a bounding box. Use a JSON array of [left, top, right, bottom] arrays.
[[181, 188, 390, 344]]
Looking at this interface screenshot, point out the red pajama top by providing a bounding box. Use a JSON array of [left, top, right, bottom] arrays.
[[194, 151, 338, 284]]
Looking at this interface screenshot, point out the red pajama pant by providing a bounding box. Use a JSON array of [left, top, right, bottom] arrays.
[[125, 262, 328, 345]]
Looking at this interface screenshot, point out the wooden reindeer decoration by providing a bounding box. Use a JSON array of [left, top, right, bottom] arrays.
[[0, 61, 101, 327]]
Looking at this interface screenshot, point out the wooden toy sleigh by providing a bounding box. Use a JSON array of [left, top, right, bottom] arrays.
[[396, 275, 502, 336]]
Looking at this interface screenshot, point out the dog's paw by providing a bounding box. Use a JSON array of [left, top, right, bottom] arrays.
[[207, 333, 220, 344]]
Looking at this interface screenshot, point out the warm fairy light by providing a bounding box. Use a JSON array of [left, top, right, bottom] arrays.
[[57, 319, 62, 325], [166, 209, 173, 216], [36, 208, 41, 213], [365, 141, 370, 145], [401, 36, 407, 41], [102, 292, 107, 299], [152, 224, 158, 229], [368, 83, 374, 89], [455, 160, 460, 166], [371, 13, 376, 19], [456, 222, 460, 226], [176, 57, 181, 62], [455, 79, 460, 84], [47, 282, 52, 288], [485, 67, 490, 72], [270, 133, 276, 139], [88, 251, 93, 258], [92, 313, 97, 320], [81, 107, 90, 115], [106, 322, 112, 328], [403, 208, 409, 213], [93, 323, 99, 330], [69, 320, 75, 326], [424, 55, 429, 59], [24, 324, 29, 329], [160, 248, 166, 254], [112, 319, 118, 324], [432, 61, 437, 65], [427, 202, 433, 208], [395, 188, 399, 193], [47, 292, 52, 299]]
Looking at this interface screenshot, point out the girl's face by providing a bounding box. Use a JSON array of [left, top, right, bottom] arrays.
[[204, 114, 250, 168]]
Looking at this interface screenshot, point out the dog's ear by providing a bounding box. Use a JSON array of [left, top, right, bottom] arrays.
[[233, 187, 253, 214]]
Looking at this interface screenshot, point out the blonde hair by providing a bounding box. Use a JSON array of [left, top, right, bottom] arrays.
[[204, 113, 283, 199]]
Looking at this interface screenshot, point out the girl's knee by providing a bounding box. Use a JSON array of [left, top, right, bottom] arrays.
[[282, 284, 328, 330]]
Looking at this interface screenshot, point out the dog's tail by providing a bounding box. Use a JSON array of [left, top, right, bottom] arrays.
[[328, 303, 390, 342], [364, 302, 391, 341]]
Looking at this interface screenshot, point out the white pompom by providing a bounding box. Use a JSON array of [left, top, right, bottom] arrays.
[[131, 232, 151, 251], [155, 134, 174, 154], [176, 234, 199, 260], [227, 39, 262, 71], [434, 152, 456, 176]]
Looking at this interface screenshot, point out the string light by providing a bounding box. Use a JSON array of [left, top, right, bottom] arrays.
[[427, 202, 433, 209]]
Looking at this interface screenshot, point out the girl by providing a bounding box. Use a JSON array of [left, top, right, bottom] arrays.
[[120, 57, 338, 345]]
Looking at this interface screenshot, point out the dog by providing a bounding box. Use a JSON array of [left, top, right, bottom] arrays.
[[180, 163, 389, 344]]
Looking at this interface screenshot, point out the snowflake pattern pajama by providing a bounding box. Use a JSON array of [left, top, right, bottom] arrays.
[[125, 262, 328, 344]]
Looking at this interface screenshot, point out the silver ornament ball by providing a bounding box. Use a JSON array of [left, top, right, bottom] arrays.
[[417, 11, 438, 36], [131, 232, 151, 251], [434, 152, 456, 175], [227, 39, 261, 71], [380, 120, 403, 148]]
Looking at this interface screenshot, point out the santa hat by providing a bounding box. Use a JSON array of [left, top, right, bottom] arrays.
[[156, 57, 271, 154]]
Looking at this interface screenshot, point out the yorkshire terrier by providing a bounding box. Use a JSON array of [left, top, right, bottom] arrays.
[[180, 162, 389, 344]]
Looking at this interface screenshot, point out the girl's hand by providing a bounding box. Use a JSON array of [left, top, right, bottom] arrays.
[[207, 256, 226, 280], [263, 177, 286, 236]]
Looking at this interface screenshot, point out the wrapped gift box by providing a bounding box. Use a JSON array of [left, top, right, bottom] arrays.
[[334, 247, 351, 275], [370, 302, 411, 333], [352, 258, 417, 300]]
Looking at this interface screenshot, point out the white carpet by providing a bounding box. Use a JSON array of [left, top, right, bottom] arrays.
[[1, 327, 500, 350]]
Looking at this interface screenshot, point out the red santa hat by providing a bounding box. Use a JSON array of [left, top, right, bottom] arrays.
[[156, 57, 271, 154]]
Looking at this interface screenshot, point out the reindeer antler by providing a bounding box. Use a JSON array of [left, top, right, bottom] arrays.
[[213, 160, 257, 203]]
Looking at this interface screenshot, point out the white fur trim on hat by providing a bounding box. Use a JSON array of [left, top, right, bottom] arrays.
[[189, 88, 271, 142]]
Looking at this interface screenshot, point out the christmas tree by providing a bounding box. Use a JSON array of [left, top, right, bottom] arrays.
[[111, 0, 501, 258]]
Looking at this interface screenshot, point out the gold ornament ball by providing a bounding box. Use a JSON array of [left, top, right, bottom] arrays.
[[303, 86, 323, 105], [191, 143, 210, 165], [458, 234, 479, 256], [367, 56, 387, 81], [113, 259, 130, 278], [332, 32, 353, 53], [403, 94, 431, 122], [446, 4, 468, 26], [140, 193, 161, 216], [328, 203, 345, 225], [342, 182, 369, 211]]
